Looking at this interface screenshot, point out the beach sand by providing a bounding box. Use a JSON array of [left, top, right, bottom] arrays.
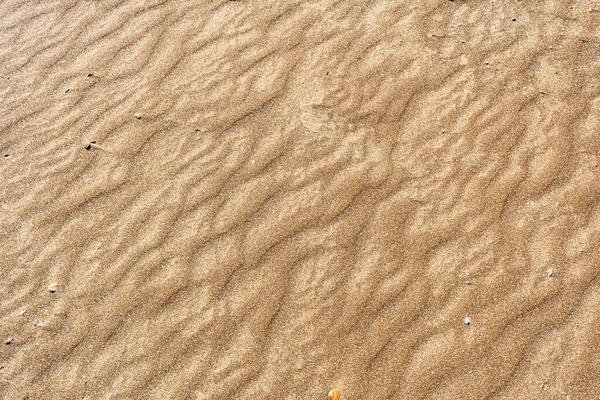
[[1, 1, 600, 398]]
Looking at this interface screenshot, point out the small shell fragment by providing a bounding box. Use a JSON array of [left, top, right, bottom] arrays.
[[5, 338, 13, 344], [19, 310, 25, 316], [328, 388, 341, 400], [464, 317, 472, 326], [547, 269, 554, 277], [48, 283, 58, 293]]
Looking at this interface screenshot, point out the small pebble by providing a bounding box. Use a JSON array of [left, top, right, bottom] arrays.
[[48, 283, 58, 293], [328, 388, 341, 400], [4, 338, 12, 345], [464, 317, 471, 326], [134, 113, 142, 119], [33, 320, 39, 327], [65, 88, 70, 93], [547, 269, 554, 277], [511, 18, 517, 21], [540, 90, 546, 94], [484, 61, 490, 65], [466, 279, 472, 285], [19, 310, 25, 316]]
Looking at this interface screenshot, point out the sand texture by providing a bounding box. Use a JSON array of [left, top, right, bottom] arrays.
[[1, 1, 600, 399]]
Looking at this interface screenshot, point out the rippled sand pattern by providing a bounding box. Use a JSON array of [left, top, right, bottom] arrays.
[[1, 1, 600, 399]]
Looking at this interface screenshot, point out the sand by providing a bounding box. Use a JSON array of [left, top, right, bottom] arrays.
[[1, 0, 600, 399]]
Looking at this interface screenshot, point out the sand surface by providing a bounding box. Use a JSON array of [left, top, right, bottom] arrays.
[[1, 1, 600, 399]]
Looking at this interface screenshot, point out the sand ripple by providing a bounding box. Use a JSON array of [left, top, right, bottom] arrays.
[[1, 1, 600, 398]]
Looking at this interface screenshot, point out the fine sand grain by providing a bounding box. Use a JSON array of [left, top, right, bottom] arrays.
[[1, 1, 600, 399]]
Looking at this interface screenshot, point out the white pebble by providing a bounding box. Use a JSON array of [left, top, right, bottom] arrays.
[[464, 317, 472, 326]]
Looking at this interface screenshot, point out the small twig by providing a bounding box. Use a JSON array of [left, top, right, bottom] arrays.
[[84, 141, 112, 153]]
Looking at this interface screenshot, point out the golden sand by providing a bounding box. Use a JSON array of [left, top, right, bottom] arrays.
[[1, 1, 600, 399]]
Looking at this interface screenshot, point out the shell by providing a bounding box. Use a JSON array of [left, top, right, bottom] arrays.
[[328, 388, 341, 400]]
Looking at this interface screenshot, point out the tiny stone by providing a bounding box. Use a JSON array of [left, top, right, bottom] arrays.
[[511, 18, 517, 21], [65, 88, 70, 93], [5, 338, 12, 345], [33, 320, 39, 327], [484, 61, 490, 65], [466, 279, 472, 285], [547, 269, 554, 277], [540, 90, 546, 94], [134, 113, 142, 119], [48, 283, 58, 293], [19, 310, 25, 316], [464, 317, 471, 326]]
